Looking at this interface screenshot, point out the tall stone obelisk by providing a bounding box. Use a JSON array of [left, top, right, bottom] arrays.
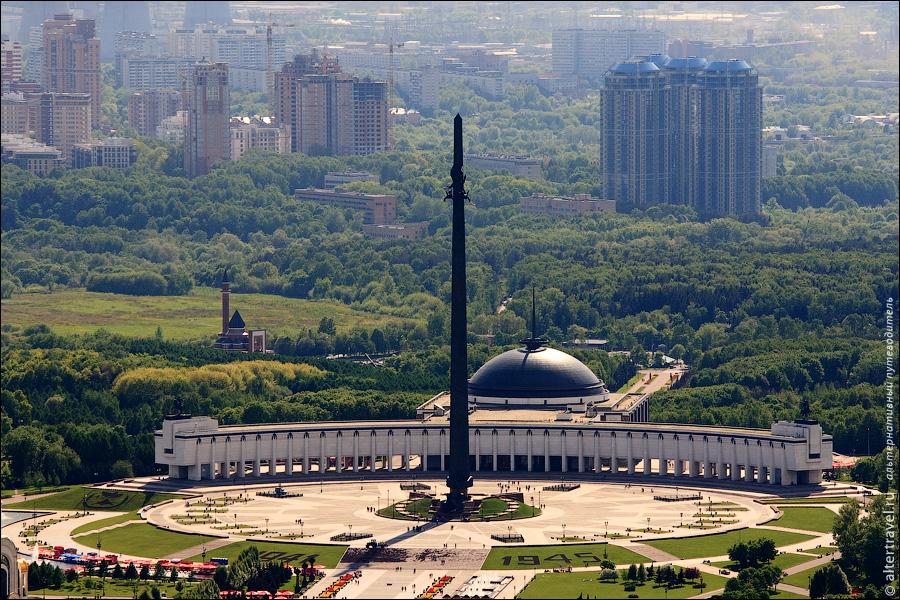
[[446, 114, 473, 510]]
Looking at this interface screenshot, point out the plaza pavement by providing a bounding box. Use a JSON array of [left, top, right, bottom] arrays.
[[3, 476, 858, 599]]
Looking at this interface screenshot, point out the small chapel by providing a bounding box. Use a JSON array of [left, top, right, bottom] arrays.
[[214, 270, 268, 352]]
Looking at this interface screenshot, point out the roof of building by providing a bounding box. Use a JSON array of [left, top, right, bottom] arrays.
[[633, 53, 671, 66], [229, 310, 245, 329], [705, 59, 753, 72], [609, 60, 660, 74], [664, 56, 709, 70], [468, 345, 607, 399]]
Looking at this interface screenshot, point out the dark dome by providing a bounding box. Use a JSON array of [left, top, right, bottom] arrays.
[[468, 347, 606, 399], [610, 60, 660, 74]]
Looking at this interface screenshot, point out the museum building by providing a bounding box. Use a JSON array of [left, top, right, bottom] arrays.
[[156, 335, 832, 487]]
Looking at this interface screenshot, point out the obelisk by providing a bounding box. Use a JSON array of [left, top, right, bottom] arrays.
[[446, 114, 473, 510]]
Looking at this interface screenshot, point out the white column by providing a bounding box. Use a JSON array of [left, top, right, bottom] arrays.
[[304, 435, 310, 475], [270, 436, 277, 477], [253, 437, 260, 476], [643, 436, 651, 476], [288, 435, 294, 476], [492, 433, 498, 472], [731, 442, 741, 481], [320, 434, 326, 475], [544, 433, 550, 472], [609, 433, 617, 474], [475, 433, 480, 471], [405, 434, 411, 472], [353, 434, 359, 473], [439, 433, 445, 471], [561, 433, 567, 473], [593, 434, 600, 475], [332, 434, 340, 474], [527, 433, 532, 472], [388, 434, 394, 472], [370, 434, 376, 472], [627, 434, 635, 474], [657, 436, 665, 476], [578, 434, 584, 473], [195, 441, 203, 479]]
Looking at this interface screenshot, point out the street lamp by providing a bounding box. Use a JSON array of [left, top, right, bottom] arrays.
[[348, 524, 352, 538], [530, 496, 534, 517], [647, 517, 651, 532], [605, 521, 608, 539], [562, 524, 566, 540], [265, 518, 269, 533]]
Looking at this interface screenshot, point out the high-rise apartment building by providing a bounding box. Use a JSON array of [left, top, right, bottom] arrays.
[[0, 93, 29, 134], [1, 40, 23, 93], [696, 60, 762, 215], [552, 29, 666, 79], [114, 31, 160, 87], [128, 89, 183, 137], [42, 14, 101, 129], [599, 57, 761, 215], [229, 116, 289, 160], [273, 51, 342, 153], [33, 92, 92, 166], [184, 60, 230, 178], [600, 60, 670, 207]]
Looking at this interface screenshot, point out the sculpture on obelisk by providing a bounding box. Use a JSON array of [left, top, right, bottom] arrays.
[[444, 114, 473, 510]]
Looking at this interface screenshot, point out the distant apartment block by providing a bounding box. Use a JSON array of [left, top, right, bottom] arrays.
[[324, 171, 380, 189], [362, 221, 428, 240], [157, 111, 187, 143], [72, 137, 137, 169], [1, 40, 23, 92], [184, 60, 230, 178], [119, 56, 196, 90], [520, 193, 616, 217], [294, 188, 396, 225], [43, 14, 102, 128], [114, 31, 161, 87], [1, 133, 65, 175], [128, 89, 183, 137], [230, 116, 289, 160], [34, 92, 92, 166], [552, 29, 666, 79], [273, 51, 342, 153], [0, 92, 29, 134], [467, 153, 542, 178], [763, 145, 779, 178]]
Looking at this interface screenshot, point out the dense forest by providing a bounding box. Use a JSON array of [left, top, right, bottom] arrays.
[[2, 31, 898, 488]]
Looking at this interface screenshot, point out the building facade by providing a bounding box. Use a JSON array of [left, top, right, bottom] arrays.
[[1, 40, 23, 93], [520, 193, 615, 217], [33, 92, 92, 166], [156, 414, 832, 487], [1, 133, 65, 175], [467, 153, 542, 178], [230, 116, 289, 160], [128, 89, 183, 137], [273, 51, 342, 153], [599, 56, 761, 214], [72, 137, 137, 169], [295, 188, 396, 224], [696, 60, 762, 215], [184, 60, 230, 178], [552, 29, 666, 79], [0, 93, 28, 134], [42, 13, 101, 128], [324, 170, 380, 189], [362, 221, 429, 240], [119, 56, 196, 90]]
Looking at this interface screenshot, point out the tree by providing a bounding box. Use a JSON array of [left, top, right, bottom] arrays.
[[728, 541, 751, 569], [125, 562, 139, 580], [153, 562, 166, 581], [627, 564, 637, 580], [808, 564, 852, 599], [140, 564, 151, 580], [684, 566, 700, 582], [110, 459, 134, 479], [599, 568, 618, 581], [113, 563, 125, 579], [637, 563, 646, 582]]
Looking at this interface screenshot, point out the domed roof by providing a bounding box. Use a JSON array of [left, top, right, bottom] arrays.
[[664, 56, 708, 70], [633, 53, 671, 66], [468, 346, 607, 399], [609, 60, 660, 74], [704, 59, 753, 72]]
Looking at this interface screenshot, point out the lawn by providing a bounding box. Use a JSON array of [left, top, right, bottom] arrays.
[[185, 541, 347, 569], [74, 523, 218, 559], [0, 287, 417, 341], [35, 578, 192, 599], [711, 552, 819, 572], [639, 528, 817, 560], [482, 542, 652, 570], [762, 497, 853, 505], [518, 569, 729, 599], [70, 511, 141, 535], [1, 485, 70, 499], [782, 563, 825, 588], [771, 507, 837, 533], [616, 373, 643, 393], [3, 486, 185, 512]]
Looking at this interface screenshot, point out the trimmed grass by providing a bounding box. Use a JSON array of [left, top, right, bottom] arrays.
[[482, 542, 652, 570], [762, 497, 853, 505], [616, 373, 643, 394], [710, 552, 820, 572], [74, 523, 217, 559], [782, 563, 826, 588], [639, 528, 817, 560], [4, 486, 185, 512], [185, 541, 346, 569], [771, 507, 837, 533], [38, 578, 190, 598], [800, 545, 837, 554], [518, 569, 729, 599], [1, 486, 69, 500], [70, 511, 141, 535], [1, 287, 417, 341]]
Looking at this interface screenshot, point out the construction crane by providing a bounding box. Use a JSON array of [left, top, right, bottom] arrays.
[[388, 37, 404, 150], [266, 13, 295, 117]]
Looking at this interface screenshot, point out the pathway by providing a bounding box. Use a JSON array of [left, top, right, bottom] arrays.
[[163, 536, 235, 561]]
